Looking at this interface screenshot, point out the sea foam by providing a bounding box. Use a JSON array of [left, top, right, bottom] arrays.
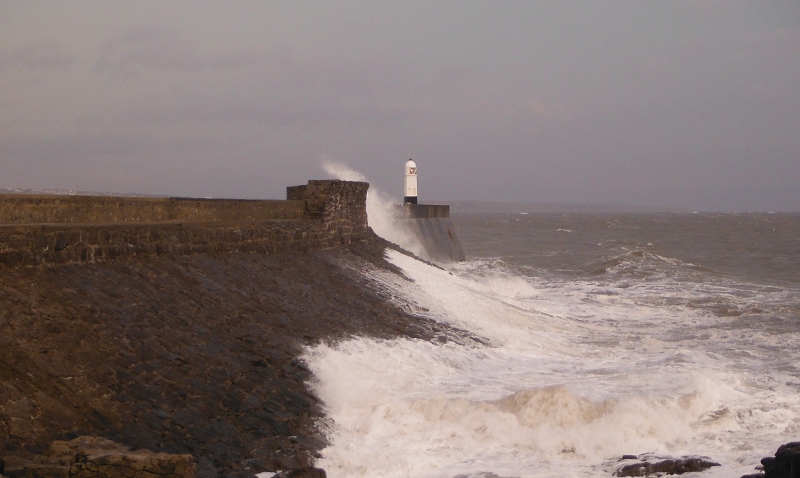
[[304, 243, 800, 477]]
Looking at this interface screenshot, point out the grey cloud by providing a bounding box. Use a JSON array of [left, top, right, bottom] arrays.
[[3, 2, 799, 210], [95, 26, 268, 77], [0, 41, 74, 71], [0, 133, 218, 163], [96, 27, 206, 76], [124, 96, 410, 131]]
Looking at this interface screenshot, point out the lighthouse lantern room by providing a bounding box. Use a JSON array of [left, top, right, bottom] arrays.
[[404, 158, 418, 204]]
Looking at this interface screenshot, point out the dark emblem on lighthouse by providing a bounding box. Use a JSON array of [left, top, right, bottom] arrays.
[[404, 158, 418, 204]]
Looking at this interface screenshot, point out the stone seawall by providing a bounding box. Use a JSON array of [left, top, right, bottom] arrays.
[[0, 196, 305, 224], [0, 234, 461, 477], [0, 178, 472, 477], [0, 180, 369, 267]]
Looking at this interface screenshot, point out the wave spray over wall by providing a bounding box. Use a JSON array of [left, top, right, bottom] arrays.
[[322, 161, 424, 258]]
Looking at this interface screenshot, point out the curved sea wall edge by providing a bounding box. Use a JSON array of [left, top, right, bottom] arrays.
[[0, 180, 470, 478]]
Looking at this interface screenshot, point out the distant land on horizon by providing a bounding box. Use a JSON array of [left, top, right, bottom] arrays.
[[443, 200, 800, 214], [442, 200, 689, 214]]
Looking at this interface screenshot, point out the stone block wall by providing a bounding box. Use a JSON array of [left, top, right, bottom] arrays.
[[0, 180, 370, 267], [0, 195, 305, 224], [302, 180, 369, 246]]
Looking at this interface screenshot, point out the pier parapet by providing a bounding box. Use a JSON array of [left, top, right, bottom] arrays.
[[0, 180, 369, 267]]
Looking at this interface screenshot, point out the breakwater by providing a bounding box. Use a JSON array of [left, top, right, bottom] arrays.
[[0, 180, 369, 267], [0, 179, 473, 477], [396, 203, 465, 264], [0, 180, 477, 477], [0, 238, 463, 478]]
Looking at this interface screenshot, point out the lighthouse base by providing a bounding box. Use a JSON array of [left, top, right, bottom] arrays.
[[395, 203, 465, 264], [403, 196, 418, 204]]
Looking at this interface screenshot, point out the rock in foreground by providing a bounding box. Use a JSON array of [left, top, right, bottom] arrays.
[[1, 436, 195, 478], [272, 467, 327, 478], [614, 456, 720, 476], [742, 442, 800, 478]]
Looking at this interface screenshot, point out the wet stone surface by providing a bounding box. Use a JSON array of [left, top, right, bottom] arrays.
[[0, 235, 463, 477]]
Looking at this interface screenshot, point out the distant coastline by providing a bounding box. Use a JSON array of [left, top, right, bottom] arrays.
[[445, 200, 690, 214]]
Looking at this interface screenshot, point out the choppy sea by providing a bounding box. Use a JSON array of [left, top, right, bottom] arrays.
[[304, 209, 800, 478], [309, 166, 800, 477]]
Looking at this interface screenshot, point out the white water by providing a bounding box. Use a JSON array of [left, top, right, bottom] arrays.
[[305, 164, 800, 477], [302, 251, 800, 478]]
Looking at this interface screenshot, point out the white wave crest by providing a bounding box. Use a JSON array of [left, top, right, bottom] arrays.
[[304, 336, 746, 478]]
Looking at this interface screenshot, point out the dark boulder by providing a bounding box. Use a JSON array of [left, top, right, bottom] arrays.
[[273, 467, 327, 478], [615, 456, 720, 476], [747, 442, 800, 478]]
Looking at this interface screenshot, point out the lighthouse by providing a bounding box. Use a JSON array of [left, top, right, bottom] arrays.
[[396, 157, 465, 263], [404, 158, 418, 204]]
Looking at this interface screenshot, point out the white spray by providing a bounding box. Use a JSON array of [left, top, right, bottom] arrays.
[[322, 160, 426, 259]]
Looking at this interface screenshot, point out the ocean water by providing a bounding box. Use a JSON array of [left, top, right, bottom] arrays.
[[304, 210, 800, 478], [307, 164, 800, 477], [303, 210, 800, 478]]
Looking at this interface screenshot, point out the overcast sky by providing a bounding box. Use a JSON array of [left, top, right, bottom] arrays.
[[2, 1, 798, 211]]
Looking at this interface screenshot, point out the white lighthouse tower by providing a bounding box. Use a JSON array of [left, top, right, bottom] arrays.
[[404, 158, 418, 204]]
